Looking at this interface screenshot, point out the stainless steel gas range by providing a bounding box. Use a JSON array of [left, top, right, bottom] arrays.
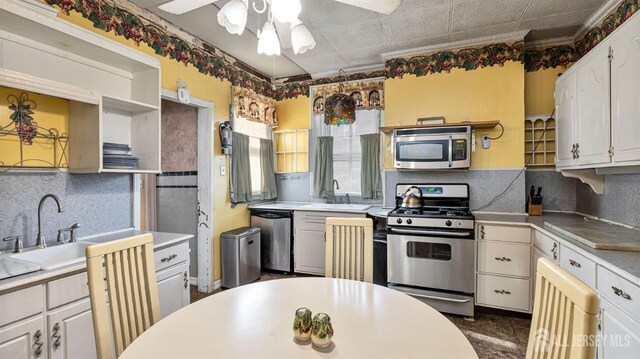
[[387, 183, 475, 316]]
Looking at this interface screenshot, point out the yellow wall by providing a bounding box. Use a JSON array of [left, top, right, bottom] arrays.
[[525, 67, 567, 116], [0, 87, 69, 168], [60, 11, 249, 282], [275, 97, 310, 130], [384, 61, 525, 169]]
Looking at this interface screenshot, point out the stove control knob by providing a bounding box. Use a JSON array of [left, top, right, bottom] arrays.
[[406, 219, 413, 225], [445, 220, 453, 227], [396, 218, 403, 224]]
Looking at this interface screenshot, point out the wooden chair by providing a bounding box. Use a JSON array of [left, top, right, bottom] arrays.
[[526, 257, 599, 359], [86, 233, 161, 359], [325, 217, 373, 283]]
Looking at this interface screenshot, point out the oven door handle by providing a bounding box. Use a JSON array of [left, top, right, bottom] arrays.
[[448, 135, 453, 168], [388, 228, 472, 237], [409, 293, 472, 303]]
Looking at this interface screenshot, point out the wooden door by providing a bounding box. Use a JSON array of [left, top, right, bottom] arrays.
[[47, 299, 97, 359], [294, 229, 325, 275], [0, 316, 44, 359], [156, 263, 190, 318]]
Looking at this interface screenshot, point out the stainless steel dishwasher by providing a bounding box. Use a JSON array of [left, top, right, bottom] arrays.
[[250, 210, 293, 273]]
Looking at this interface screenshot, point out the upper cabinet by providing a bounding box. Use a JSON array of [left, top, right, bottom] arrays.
[[610, 22, 640, 164], [555, 70, 577, 168], [0, 0, 161, 173]]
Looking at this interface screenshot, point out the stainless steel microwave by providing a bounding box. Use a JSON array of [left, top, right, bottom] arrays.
[[392, 126, 471, 169]]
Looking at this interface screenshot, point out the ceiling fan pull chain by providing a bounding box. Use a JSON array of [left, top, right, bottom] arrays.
[[253, 0, 267, 14]]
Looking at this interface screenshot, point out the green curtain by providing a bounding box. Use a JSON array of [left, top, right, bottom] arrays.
[[313, 136, 334, 198], [360, 133, 382, 199], [260, 138, 278, 200], [231, 132, 252, 203]]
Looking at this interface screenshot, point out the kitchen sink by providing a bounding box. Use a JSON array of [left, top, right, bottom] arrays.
[[300, 203, 372, 211], [0, 257, 41, 280], [10, 242, 95, 270]]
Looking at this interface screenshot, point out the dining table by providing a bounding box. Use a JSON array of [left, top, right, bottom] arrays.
[[120, 277, 478, 358]]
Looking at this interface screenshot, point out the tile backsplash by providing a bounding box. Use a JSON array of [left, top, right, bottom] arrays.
[[0, 172, 131, 251]]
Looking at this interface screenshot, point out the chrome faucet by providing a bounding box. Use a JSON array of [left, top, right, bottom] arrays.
[[328, 179, 340, 204], [36, 194, 63, 249], [345, 193, 350, 204]]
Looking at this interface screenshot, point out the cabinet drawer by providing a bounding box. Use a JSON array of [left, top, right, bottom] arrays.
[[598, 265, 640, 323], [477, 224, 531, 243], [154, 241, 189, 272], [560, 246, 596, 288], [294, 211, 365, 231], [477, 274, 530, 312], [533, 230, 560, 263], [47, 272, 89, 309], [477, 241, 531, 277], [0, 285, 44, 327]]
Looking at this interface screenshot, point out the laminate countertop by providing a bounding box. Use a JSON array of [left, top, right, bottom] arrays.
[[475, 212, 640, 285], [0, 229, 192, 293]]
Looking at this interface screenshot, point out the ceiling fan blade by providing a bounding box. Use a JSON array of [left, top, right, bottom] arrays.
[[158, 0, 219, 15], [332, 0, 401, 15]]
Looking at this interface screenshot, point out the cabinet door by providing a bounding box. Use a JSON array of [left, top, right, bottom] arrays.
[[576, 45, 611, 166], [555, 70, 578, 168], [47, 299, 96, 359], [0, 316, 45, 359], [599, 297, 640, 359], [611, 21, 640, 164], [156, 262, 190, 319], [294, 229, 325, 275]]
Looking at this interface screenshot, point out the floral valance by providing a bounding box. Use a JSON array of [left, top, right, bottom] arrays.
[[233, 86, 278, 126], [311, 80, 384, 114]]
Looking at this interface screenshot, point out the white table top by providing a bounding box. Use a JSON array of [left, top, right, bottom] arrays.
[[121, 278, 478, 358]]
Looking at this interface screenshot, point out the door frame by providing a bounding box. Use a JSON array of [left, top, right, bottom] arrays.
[[134, 89, 215, 293]]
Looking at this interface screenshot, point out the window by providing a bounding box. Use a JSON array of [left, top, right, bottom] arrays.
[[234, 117, 271, 198], [311, 109, 382, 195]]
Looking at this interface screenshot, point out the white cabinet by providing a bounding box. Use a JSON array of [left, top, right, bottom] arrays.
[[293, 229, 326, 275], [599, 297, 640, 359], [0, 316, 44, 359], [475, 222, 532, 313], [610, 17, 640, 164], [47, 299, 96, 359], [575, 45, 611, 166], [156, 262, 190, 319], [293, 211, 366, 276], [555, 69, 578, 168]]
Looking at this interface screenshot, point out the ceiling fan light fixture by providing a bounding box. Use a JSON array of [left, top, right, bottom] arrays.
[[290, 19, 316, 55], [270, 0, 301, 23], [217, 0, 249, 35], [257, 20, 281, 56]]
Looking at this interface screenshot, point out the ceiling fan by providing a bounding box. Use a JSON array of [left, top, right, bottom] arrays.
[[158, 0, 402, 55]]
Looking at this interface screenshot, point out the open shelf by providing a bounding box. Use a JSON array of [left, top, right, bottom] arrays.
[[103, 95, 158, 114], [525, 116, 556, 167], [379, 120, 500, 133]]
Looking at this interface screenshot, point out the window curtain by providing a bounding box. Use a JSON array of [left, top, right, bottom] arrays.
[[231, 132, 252, 203], [360, 134, 382, 199], [260, 138, 278, 200], [313, 136, 334, 198]]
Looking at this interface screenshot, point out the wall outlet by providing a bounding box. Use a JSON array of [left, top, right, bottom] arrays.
[[482, 135, 490, 149], [220, 165, 226, 176]]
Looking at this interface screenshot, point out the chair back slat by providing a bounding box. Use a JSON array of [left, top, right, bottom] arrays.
[[325, 218, 373, 283], [86, 234, 161, 359], [526, 258, 599, 359]]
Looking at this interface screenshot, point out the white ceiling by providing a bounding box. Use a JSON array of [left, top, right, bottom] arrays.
[[130, 0, 608, 79]]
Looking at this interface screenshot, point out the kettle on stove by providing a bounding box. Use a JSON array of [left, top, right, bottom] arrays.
[[401, 186, 423, 209]]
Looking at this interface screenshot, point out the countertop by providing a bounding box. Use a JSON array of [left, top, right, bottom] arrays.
[[248, 201, 382, 214], [475, 212, 640, 285], [0, 229, 192, 293]]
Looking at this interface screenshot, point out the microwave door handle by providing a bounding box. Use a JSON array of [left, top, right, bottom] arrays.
[[448, 136, 453, 168]]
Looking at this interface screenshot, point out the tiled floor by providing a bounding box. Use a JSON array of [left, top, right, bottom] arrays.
[[190, 274, 531, 358]]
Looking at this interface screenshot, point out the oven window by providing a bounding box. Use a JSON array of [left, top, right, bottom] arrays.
[[406, 242, 452, 261], [396, 140, 448, 162]]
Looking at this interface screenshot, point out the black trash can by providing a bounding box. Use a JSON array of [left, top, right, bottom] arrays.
[[373, 230, 387, 286]]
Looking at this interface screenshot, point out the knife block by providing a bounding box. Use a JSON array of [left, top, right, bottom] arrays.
[[528, 196, 542, 216]]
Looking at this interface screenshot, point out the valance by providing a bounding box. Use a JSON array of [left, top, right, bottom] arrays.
[[311, 80, 384, 115], [233, 86, 278, 126]]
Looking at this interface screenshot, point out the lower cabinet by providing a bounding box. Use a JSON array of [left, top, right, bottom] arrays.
[[47, 299, 95, 359], [599, 297, 640, 359], [156, 262, 190, 318], [0, 316, 44, 359]]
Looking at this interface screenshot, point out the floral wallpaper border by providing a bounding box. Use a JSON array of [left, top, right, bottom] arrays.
[[45, 0, 276, 98], [384, 41, 525, 80], [525, 0, 640, 72], [274, 71, 386, 101]]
